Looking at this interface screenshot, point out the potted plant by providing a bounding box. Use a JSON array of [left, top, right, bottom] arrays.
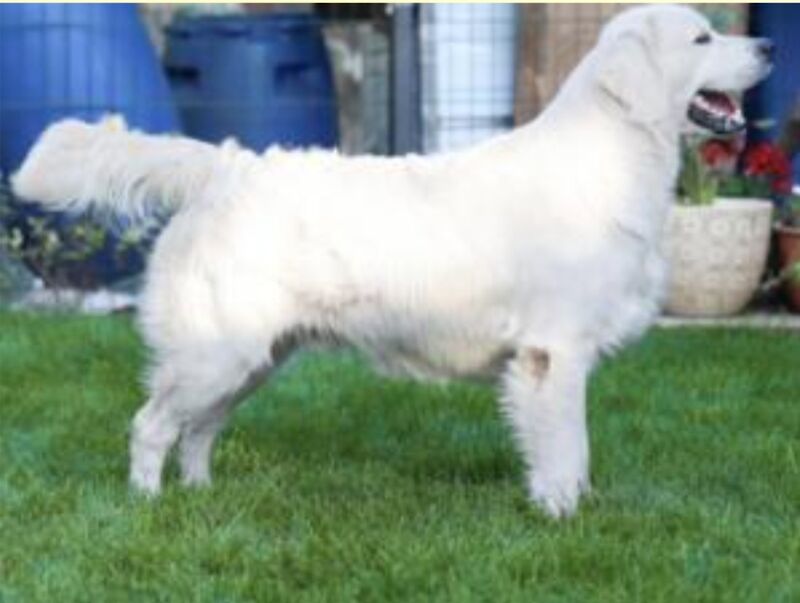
[[774, 194, 800, 312], [665, 135, 780, 317], [772, 98, 800, 313]]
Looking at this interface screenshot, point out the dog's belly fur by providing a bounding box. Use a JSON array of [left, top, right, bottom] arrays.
[[355, 331, 513, 382]]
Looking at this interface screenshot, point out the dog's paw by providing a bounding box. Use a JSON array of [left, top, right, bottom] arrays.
[[528, 471, 590, 519], [129, 471, 162, 498], [180, 473, 212, 489]]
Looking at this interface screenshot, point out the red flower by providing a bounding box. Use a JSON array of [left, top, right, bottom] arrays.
[[743, 142, 793, 195], [699, 137, 741, 171]]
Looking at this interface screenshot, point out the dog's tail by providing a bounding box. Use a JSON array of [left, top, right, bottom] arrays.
[[11, 116, 229, 218]]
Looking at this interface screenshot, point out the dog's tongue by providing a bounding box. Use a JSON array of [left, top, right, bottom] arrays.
[[688, 90, 746, 135], [700, 90, 736, 113]]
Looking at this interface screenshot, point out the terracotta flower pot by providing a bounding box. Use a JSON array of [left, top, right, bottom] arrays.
[[666, 198, 773, 317], [775, 224, 800, 313]]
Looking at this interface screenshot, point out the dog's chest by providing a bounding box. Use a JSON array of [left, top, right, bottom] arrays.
[[594, 233, 668, 353]]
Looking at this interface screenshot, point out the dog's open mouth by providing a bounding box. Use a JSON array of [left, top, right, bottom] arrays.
[[688, 90, 746, 135]]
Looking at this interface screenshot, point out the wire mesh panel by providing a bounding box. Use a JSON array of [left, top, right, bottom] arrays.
[[420, 3, 520, 154]]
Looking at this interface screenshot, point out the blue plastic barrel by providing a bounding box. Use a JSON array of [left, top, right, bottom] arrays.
[[0, 3, 177, 287], [0, 3, 178, 175], [164, 14, 338, 151], [747, 4, 800, 182]]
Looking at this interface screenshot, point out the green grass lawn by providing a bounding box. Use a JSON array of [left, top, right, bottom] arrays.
[[0, 311, 798, 602]]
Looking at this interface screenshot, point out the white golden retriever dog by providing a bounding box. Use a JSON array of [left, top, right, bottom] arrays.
[[13, 5, 772, 517]]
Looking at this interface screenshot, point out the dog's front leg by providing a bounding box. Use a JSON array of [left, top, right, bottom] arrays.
[[501, 346, 592, 518]]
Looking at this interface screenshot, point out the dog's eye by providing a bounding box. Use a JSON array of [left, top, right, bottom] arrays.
[[694, 32, 712, 45]]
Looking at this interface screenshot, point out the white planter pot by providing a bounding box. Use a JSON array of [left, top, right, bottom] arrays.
[[665, 198, 773, 317]]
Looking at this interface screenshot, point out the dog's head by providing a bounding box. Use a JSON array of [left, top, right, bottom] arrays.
[[595, 5, 772, 133]]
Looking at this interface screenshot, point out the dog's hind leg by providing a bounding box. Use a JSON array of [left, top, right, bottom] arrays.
[[129, 345, 274, 495], [177, 360, 273, 488], [129, 385, 183, 496], [175, 326, 313, 489]]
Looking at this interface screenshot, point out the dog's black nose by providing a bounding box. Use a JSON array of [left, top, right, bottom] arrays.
[[757, 39, 775, 62]]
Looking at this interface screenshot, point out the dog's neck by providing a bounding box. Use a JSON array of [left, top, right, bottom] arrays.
[[520, 80, 681, 180], [506, 82, 681, 245]]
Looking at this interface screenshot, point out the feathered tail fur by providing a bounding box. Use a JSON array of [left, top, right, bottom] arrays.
[[11, 116, 227, 218]]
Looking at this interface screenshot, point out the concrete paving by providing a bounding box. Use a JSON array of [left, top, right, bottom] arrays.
[[657, 311, 800, 330]]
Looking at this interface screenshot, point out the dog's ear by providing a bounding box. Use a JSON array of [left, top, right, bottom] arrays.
[[596, 30, 669, 124]]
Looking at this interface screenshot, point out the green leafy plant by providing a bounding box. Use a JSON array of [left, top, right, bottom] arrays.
[[0, 181, 158, 290], [787, 260, 800, 284], [678, 139, 718, 205], [781, 194, 800, 228]]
